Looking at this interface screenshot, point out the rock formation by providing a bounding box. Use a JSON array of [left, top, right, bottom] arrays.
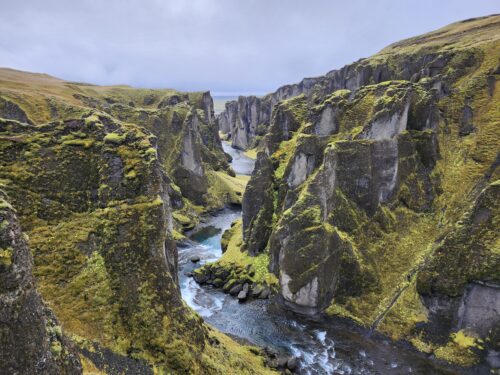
[[217, 17, 494, 152], [239, 15, 500, 367], [0, 70, 272, 373], [0, 190, 82, 375]]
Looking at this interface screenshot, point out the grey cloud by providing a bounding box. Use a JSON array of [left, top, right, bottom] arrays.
[[0, 0, 497, 94]]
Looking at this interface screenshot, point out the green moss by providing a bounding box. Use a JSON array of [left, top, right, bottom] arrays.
[[216, 219, 278, 287], [273, 136, 299, 180], [204, 170, 250, 209], [0, 247, 13, 267], [433, 331, 481, 366], [201, 328, 277, 375], [50, 341, 63, 356], [62, 138, 95, 149], [125, 169, 137, 179], [0, 219, 8, 230], [0, 200, 14, 211], [103, 132, 127, 145], [243, 148, 258, 159]]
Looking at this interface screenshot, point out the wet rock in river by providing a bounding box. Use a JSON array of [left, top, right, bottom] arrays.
[[193, 271, 209, 284], [250, 284, 264, 297], [277, 355, 289, 368], [229, 284, 243, 296], [213, 278, 225, 288], [259, 286, 271, 299], [286, 356, 298, 371], [238, 283, 250, 301], [237, 290, 248, 301], [190, 255, 201, 263]]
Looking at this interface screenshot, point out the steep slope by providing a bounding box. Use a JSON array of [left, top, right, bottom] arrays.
[[0, 68, 241, 225], [0, 72, 272, 373], [0, 190, 82, 374], [225, 15, 500, 368], [218, 15, 500, 151]]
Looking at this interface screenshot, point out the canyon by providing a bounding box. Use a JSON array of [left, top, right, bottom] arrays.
[[0, 14, 498, 375]]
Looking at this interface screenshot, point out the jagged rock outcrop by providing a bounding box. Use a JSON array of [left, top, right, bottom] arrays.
[[217, 18, 488, 151], [0, 69, 231, 211], [417, 180, 500, 348], [0, 70, 273, 373], [0, 191, 82, 375], [0, 68, 247, 245], [0, 116, 209, 372], [256, 80, 440, 314], [239, 15, 500, 368], [0, 115, 270, 373], [242, 152, 274, 255], [218, 96, 272, 149]]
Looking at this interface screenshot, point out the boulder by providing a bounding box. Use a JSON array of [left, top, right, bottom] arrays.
[[229, 284, 243, 296], [277, 355, 288, 368], [237, 290, 248, 301], [259, 287, 271, 299], [286, 356, 298, 371], [213, 278, 225, 288], [193, 272, 209, 284], [250, 284, 264, 297]]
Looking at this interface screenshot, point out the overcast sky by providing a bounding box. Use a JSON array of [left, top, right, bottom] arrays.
[[0, 1, 497, 95]]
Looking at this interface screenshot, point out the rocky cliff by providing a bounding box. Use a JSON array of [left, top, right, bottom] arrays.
[[238, 15, 500, 368], [0, 190, 82, 374], [0, 70, 273, 373], [218, 15, 498, 153]]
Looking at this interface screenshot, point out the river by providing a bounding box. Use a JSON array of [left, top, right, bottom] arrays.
[[178, 142, 465, 374]]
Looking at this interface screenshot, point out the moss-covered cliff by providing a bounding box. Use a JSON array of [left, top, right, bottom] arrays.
[[0, 68, 242, 224], [0, 190, 82, 374], [0, 71, 272, 373], [236, 15, 499, 368]]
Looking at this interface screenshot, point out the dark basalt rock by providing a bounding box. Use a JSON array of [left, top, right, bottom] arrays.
[[458, 100, 475, 136], [286, 356, 298, 371], [229, 284, 243, 296], [216, 46, 457, 151], [190, 255, 201, 263], [0, 191, 82, 375], [237, 289, 248, 301], [242, 151, 275, 255], [0, 96, 33, 124]]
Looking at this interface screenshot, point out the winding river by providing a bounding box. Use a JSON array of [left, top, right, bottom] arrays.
[[178, 143, 465, 375]]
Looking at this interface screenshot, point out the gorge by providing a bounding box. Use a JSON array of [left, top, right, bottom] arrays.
[[0, 13, 499, 375]]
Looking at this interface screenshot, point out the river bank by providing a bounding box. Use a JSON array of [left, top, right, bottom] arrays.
[[177, 143, 487, 375]]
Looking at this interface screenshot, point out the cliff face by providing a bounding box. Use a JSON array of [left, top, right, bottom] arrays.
[[0, 115, 207, 372], [241, 15, 500, 367], [218, 16, 496, 152], [0, 71, 272, 373], [0, 190, 82, 375], [0, 69, 232, 211]]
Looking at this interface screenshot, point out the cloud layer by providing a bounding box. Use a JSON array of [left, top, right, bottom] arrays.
[[0, 0, 497, 94]]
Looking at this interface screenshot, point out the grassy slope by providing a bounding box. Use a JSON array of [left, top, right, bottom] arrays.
[[244, 15, 499, 367]]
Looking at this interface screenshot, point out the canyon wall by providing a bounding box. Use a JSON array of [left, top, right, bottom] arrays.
[[0, 70, 272, 374], [240, 15, 500, 367]]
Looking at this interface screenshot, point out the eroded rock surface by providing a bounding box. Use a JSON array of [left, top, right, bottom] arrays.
[[0, 191, 82, 375], [239, 15, 500, 368]]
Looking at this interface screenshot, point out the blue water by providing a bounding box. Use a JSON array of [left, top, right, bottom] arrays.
[[221, 141, 255, 175]]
